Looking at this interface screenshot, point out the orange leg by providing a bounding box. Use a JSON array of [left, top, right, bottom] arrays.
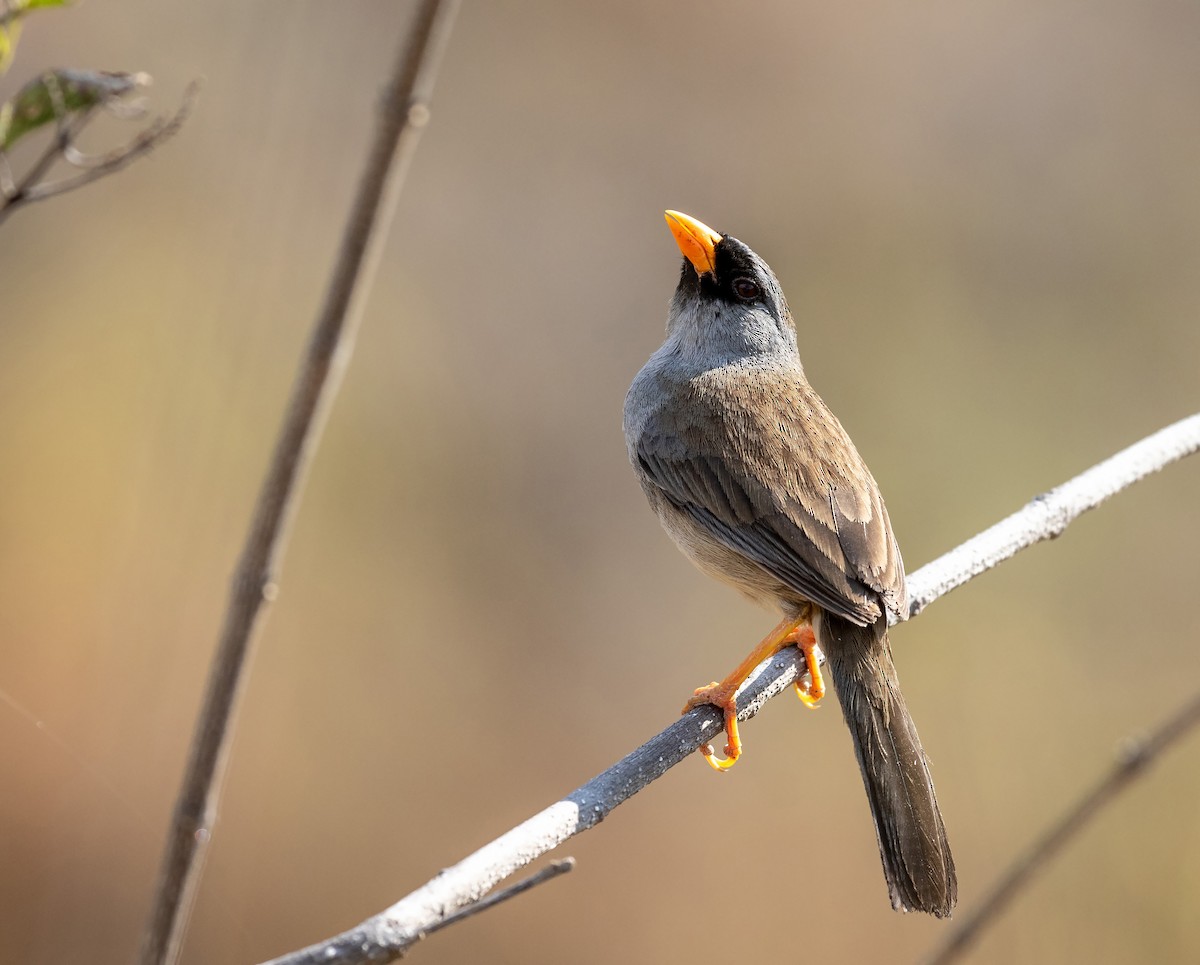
[[793, 627, 825, 708], [682, 611, 823, 771]]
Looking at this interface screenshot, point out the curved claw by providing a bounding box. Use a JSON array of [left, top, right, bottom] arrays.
[[684, 686, 742, 771], [794, 677, 822, 709], [792, 632, 825, 709], [681, 612, 818, 773], [699, 739, 740, 771]]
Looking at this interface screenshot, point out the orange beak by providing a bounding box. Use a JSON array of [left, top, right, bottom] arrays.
[[665, 210, 722, 277]]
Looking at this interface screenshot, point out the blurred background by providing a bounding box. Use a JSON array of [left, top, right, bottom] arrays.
[[2, 1, 1199, 962]]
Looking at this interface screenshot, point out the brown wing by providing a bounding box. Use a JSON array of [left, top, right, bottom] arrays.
[[634, 367, 906, 625]]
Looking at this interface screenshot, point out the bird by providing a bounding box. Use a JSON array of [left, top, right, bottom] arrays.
[[622, 210, 956, 917]]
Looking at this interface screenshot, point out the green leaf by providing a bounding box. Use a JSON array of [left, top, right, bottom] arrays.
[[0, 0, 72, 74], [0, 69, 146, 152], [0, 23, 21, 75]]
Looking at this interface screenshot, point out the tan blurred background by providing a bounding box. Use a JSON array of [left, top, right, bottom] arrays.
[[2, 2, 1199, 962]]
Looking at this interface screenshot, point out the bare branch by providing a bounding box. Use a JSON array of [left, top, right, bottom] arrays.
[[258, 686, 759, 965], [17, 83, 195, 199], [423, 859, 576, 938], [904, 412, 1200, 618], [923, 688, 1200, 965], [0, 71, 195, 227], [135, 3, 461, 965], [0, 107, 90, 210], [260, 411, 1200, 965]]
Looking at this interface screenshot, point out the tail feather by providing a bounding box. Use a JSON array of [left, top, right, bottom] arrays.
[[821, 612, 957, 917]]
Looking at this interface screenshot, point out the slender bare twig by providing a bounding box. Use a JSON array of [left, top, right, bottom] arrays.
[[0, 107, 90, 209], [0, 75, 196, 226], [423, 859, 576, 938], [904, 412, 1200, 618], [9, 84, 194, 206], [135, 4, 460, 964], [260, 413, 1200, 965], [923, 688, 1200, 965], [1, 68, 87, 199]]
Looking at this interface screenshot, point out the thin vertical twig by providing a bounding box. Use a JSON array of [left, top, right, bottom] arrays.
[[135, 4, 461, 964], [924, 688, 1200, 965]]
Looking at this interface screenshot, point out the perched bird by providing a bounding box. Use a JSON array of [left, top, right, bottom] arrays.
[[623, 211, 956, 917]]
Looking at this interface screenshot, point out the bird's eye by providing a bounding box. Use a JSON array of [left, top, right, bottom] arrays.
[[732, 277, 761, 301]]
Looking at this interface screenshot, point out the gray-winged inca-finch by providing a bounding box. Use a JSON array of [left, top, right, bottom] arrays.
[[623, 211, 956, 917]]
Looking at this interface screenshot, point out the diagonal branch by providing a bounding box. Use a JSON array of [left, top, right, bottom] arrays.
[[260, 412, 1200, 965], [421, 859, 576, 938], [904, 412, 1200, 618], [135, 4, 461, 964], [923, 686, 1200, 965]]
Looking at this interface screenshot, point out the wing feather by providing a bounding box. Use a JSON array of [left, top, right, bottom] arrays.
[[634, 366, 906, 625]]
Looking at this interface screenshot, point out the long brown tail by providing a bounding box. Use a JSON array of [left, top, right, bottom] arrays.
[[821, 611, 957, 917]]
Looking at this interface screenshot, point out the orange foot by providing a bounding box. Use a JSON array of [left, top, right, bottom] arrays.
[[682, 611, 822, 772], [792, 626, 825, 709], [682, 680, 742, 771]]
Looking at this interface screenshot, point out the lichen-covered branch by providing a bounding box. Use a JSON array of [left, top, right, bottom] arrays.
[[905, 412, 1200, 618], [261, 412, 1200, 965]]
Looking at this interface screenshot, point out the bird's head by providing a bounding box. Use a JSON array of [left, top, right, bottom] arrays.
[[663, 210, 798, 365]]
